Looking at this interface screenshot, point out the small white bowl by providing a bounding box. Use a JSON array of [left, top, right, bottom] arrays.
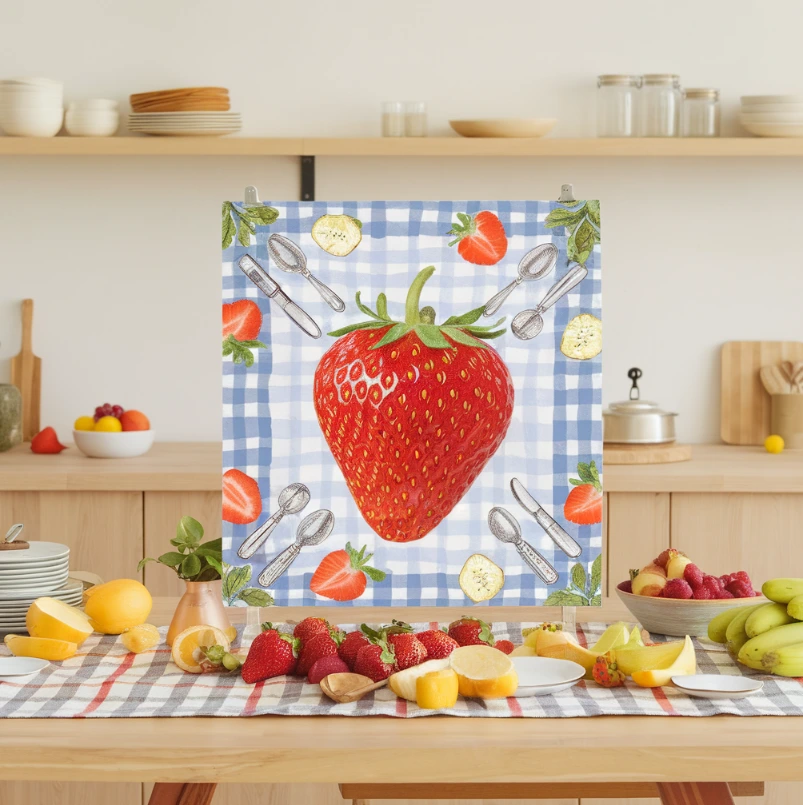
[[0, 656, 48, 682], [0, 106, 63, 137], [65, 110, 119, 136], [512, 656, 585, 697], [450, 118, 556, 138], [68, 99, 118, 111], [73, 429, 154, 458], [671, 674, 764, 700]]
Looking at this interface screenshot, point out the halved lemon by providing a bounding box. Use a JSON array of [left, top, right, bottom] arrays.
[[311, 214, 362, 256], [450, 644, 518, 699], [26, 597, 93, 645], [171, 625, 231, 673], [560, 313, 602, 360], [459, 553, 504, 602]]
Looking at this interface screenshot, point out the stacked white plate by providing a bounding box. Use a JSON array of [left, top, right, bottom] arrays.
[[740, 95, 803, 136], [128, 111, 241, 136], [0, 542, 80, 635]]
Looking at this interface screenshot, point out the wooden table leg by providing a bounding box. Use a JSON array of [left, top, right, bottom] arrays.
[[148, 782, 218, 805], [657, 782, 735, 805]]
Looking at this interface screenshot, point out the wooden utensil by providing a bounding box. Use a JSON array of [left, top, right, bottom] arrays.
[[759, 365, 792, 395], [9, 299, 41, 441], [782, 360, 803, 392], [319, 673, 388, 703], [721, 341, 803, 444]]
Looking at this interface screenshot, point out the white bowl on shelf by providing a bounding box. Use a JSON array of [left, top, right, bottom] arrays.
[[741, 102, 803, 114], [65, 109, 119, 136], [0, 106, 63, 136], [73, 429, 154, 458], [740, 112, 803, 124], [68, 99, 118, 112]]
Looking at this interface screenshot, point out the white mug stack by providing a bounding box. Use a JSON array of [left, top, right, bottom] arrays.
[[0, 77, 64, 136], [65, 99, 119, 136]]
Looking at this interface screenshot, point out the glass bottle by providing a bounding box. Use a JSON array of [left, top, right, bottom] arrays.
[[640, 74, 681, 137], [596, 75, 640, 137], [682, 89, 720, 137]]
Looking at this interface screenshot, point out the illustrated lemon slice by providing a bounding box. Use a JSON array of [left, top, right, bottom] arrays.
[[389, 658, 451, 701], [311, 214, 362, 256], [4, 634, 78, 661], [121, 623, 160, 654], [416, 668, 459, 709], [450, 644, 518, 699], [26, 597, 93, 645], [459, 553, 504, 602], [560, 313, 602, 360], [171, 625, 231, 673]]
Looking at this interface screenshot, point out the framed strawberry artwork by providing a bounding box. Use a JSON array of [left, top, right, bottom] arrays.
[[222, 200, 602, 608]]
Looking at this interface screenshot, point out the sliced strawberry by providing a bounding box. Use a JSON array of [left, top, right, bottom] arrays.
[[30, 427, 67, 454], [563, 460, 602, 525], [222, 468, 262, 524], [223, 300, 262, 341], [310, 542, 386, 601], [448, 210, 508, 265]]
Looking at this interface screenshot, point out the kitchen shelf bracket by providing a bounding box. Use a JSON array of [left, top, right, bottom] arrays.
[[301, 155, 315, 201]]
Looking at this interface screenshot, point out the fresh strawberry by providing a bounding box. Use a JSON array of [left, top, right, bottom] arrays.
[[495, 640, 515, 654], [309, 542, 387, 601], [307, 655, 349, 684], [563, 460, 602, 525], [296, 630, 343, 677], [293, 616, 333, 644], [447, 616, 495, 647], [222, 299, 266, 367], [415, 629, 459, 659], [313, 267, 514, 543], [684, 563, 704, 589], [241, 622, 299, 684], [662, 579, 693, 600], [222, 468, 262, 524], [447, 210, 508, 266], [592, 652, 626, 688], [353, 637, 397, 682], [30, 426, 67, 454], [387, 632, 427, 670], [338, 630, 370, 670]]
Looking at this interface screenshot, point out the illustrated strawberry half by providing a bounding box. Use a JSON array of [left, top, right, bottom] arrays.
[[313, 266, 515, 543], [222, 299, 266, 368], [309, 542, 387, 601], [447, 210, 508, 266], [563, 459, 602, 525], [222, 468, 262, 524]]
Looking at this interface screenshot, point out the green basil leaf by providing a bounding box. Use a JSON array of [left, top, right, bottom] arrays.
[[571, 562, 587, 594], [569, 218, 595, 265], [137, 557, 155, 572], [545, 205, 587, 230], [238, 588, 274, 607], [177, 516, 204, 545], [180, 553, 202, 579], [204, 555, 224, 577], [157, 551, 186, 568]]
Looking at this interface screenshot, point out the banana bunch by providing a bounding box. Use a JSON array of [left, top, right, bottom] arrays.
[[708, 579, 803, 676]]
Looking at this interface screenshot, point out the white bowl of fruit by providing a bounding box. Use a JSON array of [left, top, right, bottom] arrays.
[[616, 549, 763, 637], [73, 403, 154, 458]]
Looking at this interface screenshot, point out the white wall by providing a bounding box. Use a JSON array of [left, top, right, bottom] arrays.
[[1, 0, 802, 442]]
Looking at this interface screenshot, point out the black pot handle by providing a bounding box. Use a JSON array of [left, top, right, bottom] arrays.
[[628, 367, 642, 400]]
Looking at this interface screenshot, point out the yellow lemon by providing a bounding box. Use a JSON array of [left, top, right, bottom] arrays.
[[121, 623, 160, 654], [171, 625, 231, 674], [450, 644, 518, 699], [4, 634, 77, 661], [84, 579, 152, 634], [765, 434, 785, 454], [73, 416, 95, 431], [94, 415, 122, 433], [416, 668, 459, 709], [26, 598, 93, 645], [388, 658, 451, 701]]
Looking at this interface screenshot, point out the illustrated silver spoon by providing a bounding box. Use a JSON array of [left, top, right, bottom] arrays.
[[3, 523, 23, 544], [488, 507, 559, 584], [268, 234, 345, 312], [257, 509, 334, 588], [511, 264, 588, 340], [237, 483, 311, 560], [483, 243, 558, 316]]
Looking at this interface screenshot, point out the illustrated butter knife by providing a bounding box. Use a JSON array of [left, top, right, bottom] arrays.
[[510, 477, 583, 558], [238, 254, 322, 339]]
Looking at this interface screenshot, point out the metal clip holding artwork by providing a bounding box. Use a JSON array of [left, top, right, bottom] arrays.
[[237, 483, 311, 560], [238, 254, 322, 339]]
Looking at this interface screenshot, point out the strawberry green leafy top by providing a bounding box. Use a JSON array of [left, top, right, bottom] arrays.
[[328, 266, 506, 350]]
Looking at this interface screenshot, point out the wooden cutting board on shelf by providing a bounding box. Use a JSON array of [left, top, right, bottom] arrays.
[[9, 299, 41, 441], [721, 341, 803, 445], [603, 443, 692, 464]]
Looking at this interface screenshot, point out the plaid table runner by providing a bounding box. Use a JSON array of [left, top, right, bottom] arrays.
[[2, 622, 802, 718]]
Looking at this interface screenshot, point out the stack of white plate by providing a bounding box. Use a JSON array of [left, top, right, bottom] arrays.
[[0, 77, 64, 137], [128, 111, 241, 137], [0, 542, 80, 635], [740, 95, 803, 137]]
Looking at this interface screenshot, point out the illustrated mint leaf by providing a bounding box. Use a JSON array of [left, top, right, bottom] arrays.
[[237, 216, 255, 247], [180, 553, 201, 579], [543, 590, 588, 607], [569, 218, 595, 266], [157, 551, 186, 568], [590, 554, 602, 598], [177, 516, 204, 545], [571, 562, 587, 594], [545, 205, 587, 230], [243, 205, 279, 225], [223, 564, 252, 600], [238, 588, 274, 607], [222, 202, 235, 249], [587, 199, 600, 228], [442, 305, 485, 326]]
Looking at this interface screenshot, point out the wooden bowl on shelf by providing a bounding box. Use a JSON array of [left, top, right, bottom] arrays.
[[449, 118, 556, 138]]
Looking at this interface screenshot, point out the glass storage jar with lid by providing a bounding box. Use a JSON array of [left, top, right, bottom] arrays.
[[682, 88, 720, 137], [640, 74, 681, 136], [596, 75, 640, 137]]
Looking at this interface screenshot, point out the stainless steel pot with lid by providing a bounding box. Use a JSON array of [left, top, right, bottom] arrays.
[[603, 368, 678, 444]]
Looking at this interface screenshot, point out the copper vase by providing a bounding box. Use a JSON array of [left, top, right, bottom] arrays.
[[166, 579, 232, 646]]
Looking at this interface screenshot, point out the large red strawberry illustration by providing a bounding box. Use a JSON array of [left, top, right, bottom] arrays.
[[313, 267, 514, 543]]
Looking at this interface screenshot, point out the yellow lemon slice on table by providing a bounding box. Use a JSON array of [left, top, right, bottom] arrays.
[[121, 623, 160, 654], [450, 644, 518, 699], [4, 634, 78, 661], [416, 668, 459, 709], [459, 553, 505, 602], [171, 625, 231, 674], [560, 313, 602, 360]]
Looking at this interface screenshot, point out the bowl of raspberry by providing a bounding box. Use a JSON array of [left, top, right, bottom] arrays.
[[616, 549, 764, 637]]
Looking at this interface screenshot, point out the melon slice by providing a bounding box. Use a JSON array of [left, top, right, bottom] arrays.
[[631, 636, 696, 688], [26, 598, 93, 645]]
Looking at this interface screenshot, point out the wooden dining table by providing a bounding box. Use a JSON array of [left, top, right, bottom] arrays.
[[0, 599, 799, 805]]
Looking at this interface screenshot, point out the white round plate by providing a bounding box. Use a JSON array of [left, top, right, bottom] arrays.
[[741, 94, 803, 105], [511, 656, 585, 697], [129, 112, 241, 118], [0, 542, 68, 564], [671, 674, 764, 699], [0, 562, 69, 577], [132, 128, 240, 137], [514, 678, 582, 697], [0, 657, 48, 681], [1, 570, 69, 584], [741, 121, 803, 137], [0, 580, 82, 601]]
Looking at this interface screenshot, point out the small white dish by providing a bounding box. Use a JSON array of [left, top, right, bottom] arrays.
[[450, 118, 556, 138], [671, 674, 764, 700], [0, 656, 48, 682], [73, 429, 154, 458], [512, 656, 585, 697]]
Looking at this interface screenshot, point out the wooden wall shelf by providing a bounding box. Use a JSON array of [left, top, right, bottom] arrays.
[[3, 136, 803, 157]]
